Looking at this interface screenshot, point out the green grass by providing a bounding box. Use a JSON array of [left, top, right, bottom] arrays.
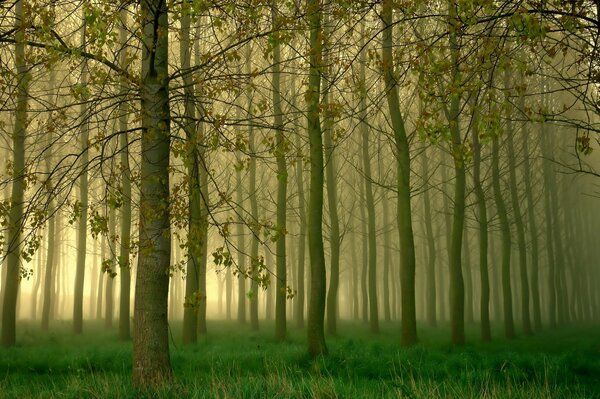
[[1, 320, 599, 398]]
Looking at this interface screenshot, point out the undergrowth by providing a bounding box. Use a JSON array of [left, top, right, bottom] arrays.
[[1, 320, 598, 398]]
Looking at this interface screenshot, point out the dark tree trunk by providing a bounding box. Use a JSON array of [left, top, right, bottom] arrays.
[[306, 0, 327, 357], [133, 0, 173, 387]]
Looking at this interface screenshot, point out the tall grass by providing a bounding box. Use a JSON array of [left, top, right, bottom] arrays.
[[1, 320, 598, 398]]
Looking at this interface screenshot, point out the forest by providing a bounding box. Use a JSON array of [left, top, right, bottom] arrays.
[[0, 0, 599, 397]]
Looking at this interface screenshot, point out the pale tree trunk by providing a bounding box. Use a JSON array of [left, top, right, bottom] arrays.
[[505, 72, 531, 335], [359, 179, 368, 324], [382, 0, 417, 346], [73, 16, 89, 335], [133, 0, 173, 387], [306, 0, 327, 357], [89, 238, 98, 318], [41, 66, 57, 331], [105, 207, 115, 329], [471, 102, 491, 341], [41, 212, 55, 331], [2, 0, 28, 346], [492, 136, 515, 339], [520, 90, 541, 332], [359, 22, 379, 334], [247, 44, 260, 332], [421, 147, 437, 327], [96, 236, 105, 320], [382, 193, 392, 323], [323, 25, 341, 336], [118, 9, 132, 341], [463, 229, 474, 324], [294, 131, 307, 329], [236, 166, 247, 325], [31, 250, 42, 320], [272, 0, 287, 342]]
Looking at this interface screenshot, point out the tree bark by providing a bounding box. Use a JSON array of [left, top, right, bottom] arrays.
[[382, 0, 417, 346], [471, 103, 491, 341], [118, 8, 132, 341], [2, 0, 28, 346], [447, 3, 466, 345], [306, 0, 327, 357], [421, 147, 437, 327], [73, 16, 89, 335], [181, 0, 199, 345], [272, 0, 287, 342], [133, 0, 173, 387], [505, 73, 531, 335], [294, 131, 307, 329], [492, 136, 515, 339]]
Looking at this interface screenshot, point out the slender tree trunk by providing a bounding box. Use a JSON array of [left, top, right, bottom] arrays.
[[236, 164, 247, 325], [492, 136, 515, 339], [133, 0, 173, 387], [505, 74, 532, 335], [359, 180, 368, 324], [382, 0, 417, 345], [421, 148, 437, 327], [294, 134, 307, 329], [31, 251, 42, 320], [447, 3, 466, 345], [73, 16, 89, 335], [41, 212, 55, 331], [323, 44, 341, 337], [272, 0, 287, 342], [1, 0, 27, 347], [382, 193, 392, 323], [181, 0, 199, 345], [118, 9, 132, 341], [96, 236, 105, 321], [471, 103, 491, 341], [105, 208, 116, 329], [463, 229, 474, 324], [359, 30, 379, 334], [306, 0, 327, 357]]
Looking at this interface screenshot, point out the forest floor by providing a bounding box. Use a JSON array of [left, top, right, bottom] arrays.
[[0, 319, 598, 398]]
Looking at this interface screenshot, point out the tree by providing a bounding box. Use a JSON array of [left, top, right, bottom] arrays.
[[381, 0, 417, 346], [306, 0, 327, 357], [132, 0, 173, 387], [272, 0, 287, 342], [471, 99, 491, 342], [73, 14, 89, 335], [118, 8, 132, 341], [1, 0, 28, 347]]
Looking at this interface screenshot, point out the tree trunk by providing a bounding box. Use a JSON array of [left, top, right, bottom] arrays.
[[118, 8, 132, 341], [306, 0, 327, 357], [1, 0, 27, 347], [272, 0, 287, 342], [323, 46, 341, 337], [421, 147, 437, 327], [105, 208, 116, 329], [447, 3, 466, 345], [492, 136, 515, 339], [294, 132, 307, 329], [96, 237, 105, 321], [133, 0, 173, 387], [382, 193, 392, 323], [73, 15, 89, 335], [382, 0, 417, 345], [505, 74, 532, 335], [471, 103, 491, 341], [181, 0, 199, 345]]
